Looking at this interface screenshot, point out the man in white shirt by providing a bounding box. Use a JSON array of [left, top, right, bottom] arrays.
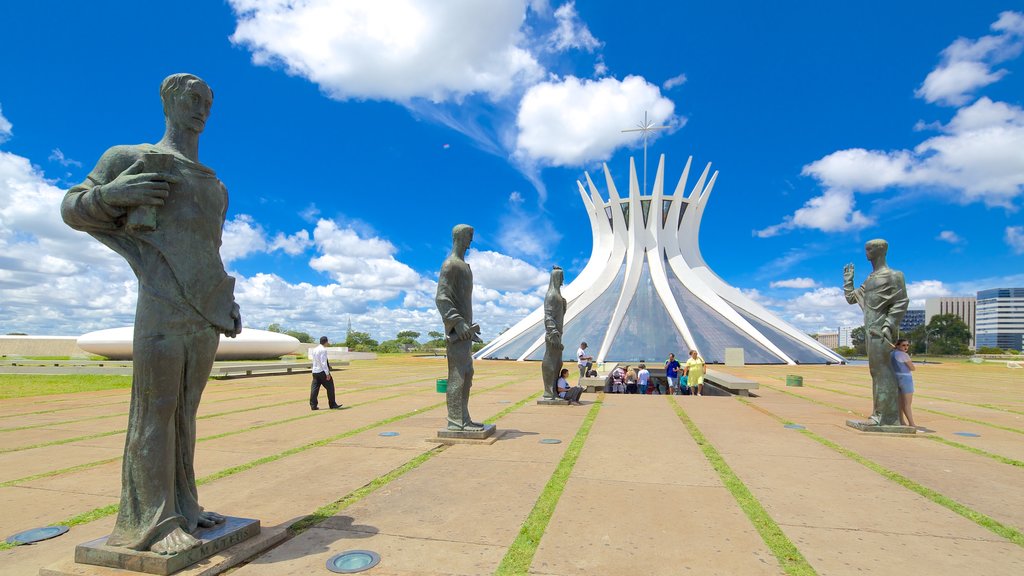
[[310, 336, 342, 410], [576, 341, 593, 382]]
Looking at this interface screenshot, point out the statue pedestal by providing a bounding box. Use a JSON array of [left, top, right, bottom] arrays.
[[846, 419, 917, 435], [434, 424, 499, 445], [537, 398, 569, 406], [41, 517, 284, 576]]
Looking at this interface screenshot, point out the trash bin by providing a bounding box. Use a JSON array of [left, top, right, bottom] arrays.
[[436, 378, 448, 393], [786, 375, 803, 387]]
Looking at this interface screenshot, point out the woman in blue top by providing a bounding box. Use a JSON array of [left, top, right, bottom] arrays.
[[891, 338, 916, 428], [665, 353, 681, 395]]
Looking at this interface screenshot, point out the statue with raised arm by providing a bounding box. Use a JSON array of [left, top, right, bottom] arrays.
[[435, 224, 485, 431], [844, 239, 909, 429], [542, 266, 566, 400], [62, 74, 241, 555]]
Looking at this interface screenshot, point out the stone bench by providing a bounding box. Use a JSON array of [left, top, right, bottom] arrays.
[[213, 361, 324, 378], [704, 368, 758, 396]]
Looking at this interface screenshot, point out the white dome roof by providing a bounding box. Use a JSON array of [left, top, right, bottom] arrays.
[[77, 327, 302, 360]]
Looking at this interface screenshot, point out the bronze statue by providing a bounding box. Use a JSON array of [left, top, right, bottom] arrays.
[[542, 266, 566, 399], [62, 74, 240, 554], [844, 239, 908, 427], [435, 224, 484, 431]]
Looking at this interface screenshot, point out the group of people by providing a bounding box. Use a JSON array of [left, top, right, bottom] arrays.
[[575, 342, 709, 396]]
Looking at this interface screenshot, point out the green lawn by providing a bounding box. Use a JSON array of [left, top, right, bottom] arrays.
[[0, 374, 133, 399]]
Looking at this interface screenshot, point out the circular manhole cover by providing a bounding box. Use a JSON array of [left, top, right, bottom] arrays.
[[6, 526, 69, 545], [326, 550, 381, 573]]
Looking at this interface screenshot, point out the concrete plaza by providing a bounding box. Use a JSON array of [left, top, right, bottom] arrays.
[[1, 356, 1022, 575]]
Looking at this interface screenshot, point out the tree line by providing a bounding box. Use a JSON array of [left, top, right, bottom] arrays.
[[266, 324, 487, 354], [831, 313, 1012, 357]]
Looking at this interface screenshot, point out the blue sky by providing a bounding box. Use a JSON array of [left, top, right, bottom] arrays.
[[1, 1, 1022, 342]]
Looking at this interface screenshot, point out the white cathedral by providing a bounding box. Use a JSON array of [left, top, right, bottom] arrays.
[[475, 154, 844, 365]]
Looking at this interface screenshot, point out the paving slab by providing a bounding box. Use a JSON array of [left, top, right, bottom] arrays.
[[532, 480, 779, 576], [234, 527, 507, 576], [685, 396, 1024, 573]]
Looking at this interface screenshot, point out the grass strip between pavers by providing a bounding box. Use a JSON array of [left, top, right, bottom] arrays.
[[758, 382, 1024, 468], [0, 381, 459, 487], [765, 376, 1024, 431], [7, 378, 526, 543], [288, 446, 449, 537], [669, 397, 817, 576], [736, 398, 1024, 549], [922, 435, 1024, 467], [494, 394, 603, 576], [286, 390, 545, 540], [0, 376, 451, 454]]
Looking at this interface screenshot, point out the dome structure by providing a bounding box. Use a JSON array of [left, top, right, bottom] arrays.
[[78, 327, 302, 360], [476, 154, 844, 365]]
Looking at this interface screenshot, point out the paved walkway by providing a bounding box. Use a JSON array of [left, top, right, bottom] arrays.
[[1, 358, 1021, 575]]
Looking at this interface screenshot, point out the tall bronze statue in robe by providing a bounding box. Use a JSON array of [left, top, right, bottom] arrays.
[[844, 239, 908, 426], [62, 74, 240, 555], [542, 266, 566, 399], [435, 224, 484, 431]]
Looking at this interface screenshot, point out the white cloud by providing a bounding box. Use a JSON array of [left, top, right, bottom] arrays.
[[755, 189, 873, 237], [662, 73, 687, 90], [547, 2, 601, 52], [221, 214, 314, 263], [801, 148, 916, 192], [764, 95, 1024, 236], [0, 149, 139, 335], [916, 10, 1024, 105], [0, 104, 12, 143], [309, 219, 422, 290], [229, 0, 543, 103], [48, 148, 81, 168], [1007, 225, 1024, 254], [936, 230, 963, 244], [593, 57, 608, 77], [515, 75, 677, 166], [769, 277, 819, 289], [466, 248, 548, 291]]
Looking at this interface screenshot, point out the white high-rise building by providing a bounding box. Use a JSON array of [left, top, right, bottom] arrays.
[[475, 155, 844, 365], [925, 297, 976, 348], [976, 288, 1024, 351]]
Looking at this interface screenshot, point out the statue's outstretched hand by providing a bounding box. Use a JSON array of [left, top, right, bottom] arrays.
[[100, 159, 178, 207], [843, 263, 855, 285]]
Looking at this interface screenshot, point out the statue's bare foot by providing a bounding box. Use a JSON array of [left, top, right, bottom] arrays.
[[150, 527, 200, 555], [462, 421, 485, 431], [197, 510, 226, 528]]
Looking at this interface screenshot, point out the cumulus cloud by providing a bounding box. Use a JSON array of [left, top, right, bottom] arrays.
[[936, 230, 964, 244], [221, 214, 313, 264], [755, 189, 873, 237], [916, 10, 1024, 105], [662, 73, 687, 90], [0, 104, 12, 143], [759, 13, 1024, 237], [769, 277, 819, 289], [0, 149, 139, 334], [800, 97, 1024, 208], [229, 0, 543, 103], [1007, 225, 1024, 254], [309, 219, 422, 291], [515, 75, 677, 166], [467, 248, 548, 291], [547, 2, 601, 52]]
